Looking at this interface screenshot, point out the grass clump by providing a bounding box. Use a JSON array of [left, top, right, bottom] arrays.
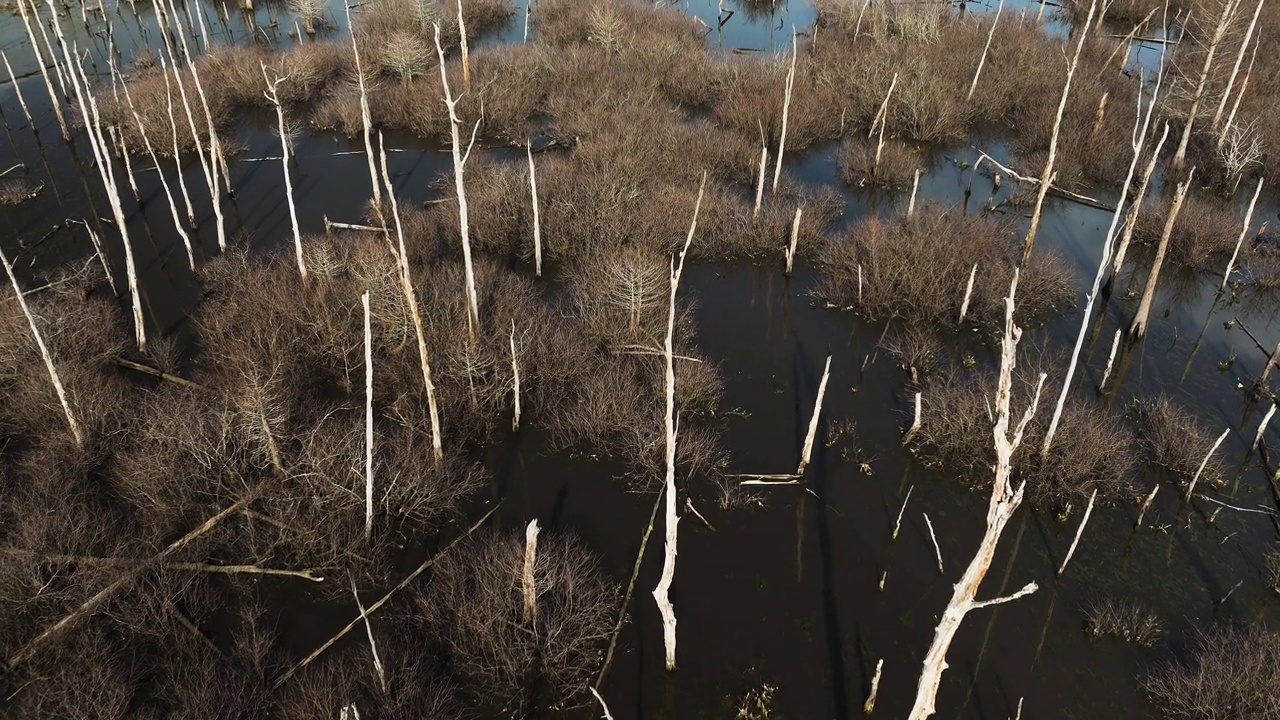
[[1132, 396, 1226, 489], [1084, 597, 1164, 647], [1133, 193, 1243, 270], [838, 135, 921, 189]]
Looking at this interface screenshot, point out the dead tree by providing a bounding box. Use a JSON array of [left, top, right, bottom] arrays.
[[1171, 0, 1243, 171], [908, 269, 1043, 720], [378, 136, 444, 463], [1220, 176, 1264, 291], [1130, 168, 1196, 340], [16, 0, 68, 140], [1210, 0, 1265, 134], [433, 22, 481, 338], [262, 63, 307, 280], [1042, 61, 1166, 457], [1023, 0, 1098, 263], [967, 0, 1004, 101], [345, 0, 382, 211], [527, 140, 542, 277], [363, 290, 374, 541], [1108, 123, 1172, 293], [0, 247, 83, 446], [770, 31, 797, 194], [798, 355, 832, 474], [653, 172, 707, 672]]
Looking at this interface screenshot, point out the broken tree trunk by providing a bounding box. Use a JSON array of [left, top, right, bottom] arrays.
[[523, 518, 539, 624], [653, 172, 706, 672], [510, 319, 521, 431], [785, 206, 801, 275], [907, 269, 1044, 720], [1022, 0, 1097, 263], [526, 140, 542, 277], [1057, 488, 1097, 575], [967, 0, 1003, 101], [797, 355, 832, 474], [771, 30, 797, 194], [1130, 168, 1195, 340], [0, 247, 83, 446], [1186, 428, 1230, 501], [1220, 176, 1264, 291]]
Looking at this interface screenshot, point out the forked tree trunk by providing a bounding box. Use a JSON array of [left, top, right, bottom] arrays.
[[653, 172, 706, 672], [377, 135, 444, 463], [262, 64, 306, 280], [350, 575, 388, 693], [1022, 0, 1097, 263], [434, 22, 481, 338], [1130, 169, 1195, 340], [0, 247, 83, 446], [908, 269, 1044, 720]]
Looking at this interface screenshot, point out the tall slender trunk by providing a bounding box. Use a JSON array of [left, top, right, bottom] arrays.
[[526, 140, 542, 277], [1108, 123, 1172, 292], [16, 0, 69, 140], [1220, 176, 1264, 291], [1210, 0, 1263, 134], [1171, 0, 1242, 171], [0, 247, 84, 446], [1130, 168, 1195, 340], [262, 64, 306, 280], [967, 0, 1003, 101], [363, 291, 374, 541], [434, 22, 481, 338], [653, 173, 707, 672], [770, 30, 797, 193], [1022, 0, 1097, 263], [344, 0, 381, 211]]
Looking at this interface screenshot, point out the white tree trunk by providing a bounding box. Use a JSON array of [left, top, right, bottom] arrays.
[[770, 30, 797, 193], [892, 485, 914, 541], [1171, 0, 1242, 171], [968, 0, 1004, 101], [958, 263, 978, 325], [377, 135, 444, 463], [653, 173, 707, 672], [363, 291, 374, 541], [864, 659, 885, 714], [1110, 123, 1172, 288], [1186, 428, 1230, 501], [122, 80, 195, 270], [923, 513, 944, 573], [510, 319, 521, 431], [1100, 327, 1121, 389], [1023, 0, 1097, 263], [797, 355, 832, 475], [908, 168, 922, 216], [434, 23, 481, 338], [526, 141, 542, 277], [16, 0, 69, 140], [262, 64, 306, 281], [349, 575, 388, 693], [908, 270, 1044, 720], [1130, 169, 1195, 340], [1057, 488, 1097, 575], [1210, 0, 1264, 134], [523, 519, 539, 624], [753, 135, 768, 224], [344, 0, 381, 211], [1220, 176, 1264, 291], [1042, 60, 1165, 457], [1251, 402, 1276, 453], [0, 247, 83, 446], [161, 66, 197, 229], [2, 51, 34, 130], [456, 0, 470, 87], [785, 206, 802, 275]]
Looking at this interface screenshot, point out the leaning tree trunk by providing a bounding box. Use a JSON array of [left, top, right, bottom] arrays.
[[1171, 0, 1242, 171], [908, 269, 1044, 720], [262, 64, 306, 281], [344, 0, 382, 212], [1130, 169, 1195, 340], [1023, 0, 1097, 263], [1210, 0, 1265, 134]]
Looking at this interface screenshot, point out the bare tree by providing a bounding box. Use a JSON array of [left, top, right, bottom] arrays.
[[434, 22, 481, 338], [908, 269, 1043, 720], [1171, 0, 1243, 171], [262, 63, 307, 281], [1217, 119, 1263, 192], [382, 32, 429, 86], [653, 173, 707, 672]]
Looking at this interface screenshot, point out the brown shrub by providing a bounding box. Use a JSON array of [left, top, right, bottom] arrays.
[[1132, 396, 1227, 488], [1145, 625, 1280, 719], [421, 528, 617, 713], [814, 203, 1075, 331], [913, 361, 1139, 507], [0, 177, 41, 205], [838, 135, 921, 189], [1133, 192, 1243, 270]]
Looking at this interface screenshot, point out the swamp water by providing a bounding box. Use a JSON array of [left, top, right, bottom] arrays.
[[3, 0, 1280, 717]]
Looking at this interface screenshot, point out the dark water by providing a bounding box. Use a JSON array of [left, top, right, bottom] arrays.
[[3, 1, 1280, 718]]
